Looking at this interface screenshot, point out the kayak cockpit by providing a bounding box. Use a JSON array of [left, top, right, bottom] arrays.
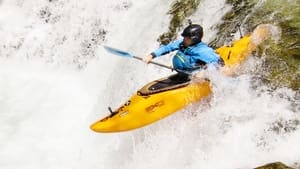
[[137, 73, 191, 96]]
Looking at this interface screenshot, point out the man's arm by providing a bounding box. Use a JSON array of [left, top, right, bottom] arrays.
[[143, 40, 182, 63]]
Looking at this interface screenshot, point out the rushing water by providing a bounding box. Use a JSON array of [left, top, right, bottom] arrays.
[[0, 0, 299, 169]]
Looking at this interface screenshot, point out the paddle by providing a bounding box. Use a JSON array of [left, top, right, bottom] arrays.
[[103, 45, 173, 70]]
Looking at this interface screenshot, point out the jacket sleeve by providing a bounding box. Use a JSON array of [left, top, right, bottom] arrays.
[[151, 39, 183, 58]]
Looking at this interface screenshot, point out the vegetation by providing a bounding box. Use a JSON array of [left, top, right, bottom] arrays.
[[254, 162, 295, 169]]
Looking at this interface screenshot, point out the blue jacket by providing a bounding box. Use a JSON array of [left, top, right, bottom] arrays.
[[151, 39, 221, 71]]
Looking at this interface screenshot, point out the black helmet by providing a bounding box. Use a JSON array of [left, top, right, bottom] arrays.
[[181, 24, 203, 44]]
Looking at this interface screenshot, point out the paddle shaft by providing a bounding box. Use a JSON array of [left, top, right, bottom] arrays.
[[132, 56, 173, 70]]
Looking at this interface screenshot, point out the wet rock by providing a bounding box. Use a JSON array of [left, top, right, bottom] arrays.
[[212, 0, 300, 90], [254, 162, 296, 169], [157, 0, 201, 45]]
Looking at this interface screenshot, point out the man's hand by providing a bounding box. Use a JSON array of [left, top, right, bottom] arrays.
[[142, 54, 153, 64]]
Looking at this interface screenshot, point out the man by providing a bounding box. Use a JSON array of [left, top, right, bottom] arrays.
[[143, 23, 224, 81]]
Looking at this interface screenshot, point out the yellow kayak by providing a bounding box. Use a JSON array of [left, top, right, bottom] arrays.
[[90, 24, 271, 133]]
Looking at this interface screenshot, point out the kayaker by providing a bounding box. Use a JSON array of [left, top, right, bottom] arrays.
[[143, 23, 224, 80]]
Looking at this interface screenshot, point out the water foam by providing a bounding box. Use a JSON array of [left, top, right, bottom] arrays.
[[0, 0, 299, 169]]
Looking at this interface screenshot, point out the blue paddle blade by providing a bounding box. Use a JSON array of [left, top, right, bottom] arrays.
[[103, 45, 132, 58], [103, 45, 172, 70]]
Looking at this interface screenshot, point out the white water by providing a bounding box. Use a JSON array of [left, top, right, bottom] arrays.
[[0, 0, 299, 169]]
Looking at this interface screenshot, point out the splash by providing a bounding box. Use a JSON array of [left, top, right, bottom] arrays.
[[249, 24, 281, 46]]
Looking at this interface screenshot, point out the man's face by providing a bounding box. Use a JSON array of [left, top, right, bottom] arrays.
[[183, 36, 193, 47]]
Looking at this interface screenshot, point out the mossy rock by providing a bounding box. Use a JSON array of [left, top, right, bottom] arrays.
[[157, 0, 201, 45], [212, 0, 300, 90], [254, 162, 295, 169], [157, 0, 300, 90]]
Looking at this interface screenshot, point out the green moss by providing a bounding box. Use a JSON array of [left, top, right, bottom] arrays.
[[157, 0, 201, 45], [254, 162, 295, 169], [209, 0, 258, 48]]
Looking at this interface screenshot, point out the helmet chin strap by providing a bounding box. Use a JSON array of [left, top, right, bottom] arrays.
[[180, 39, 201, 51], [191, 39, 201, 45]]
